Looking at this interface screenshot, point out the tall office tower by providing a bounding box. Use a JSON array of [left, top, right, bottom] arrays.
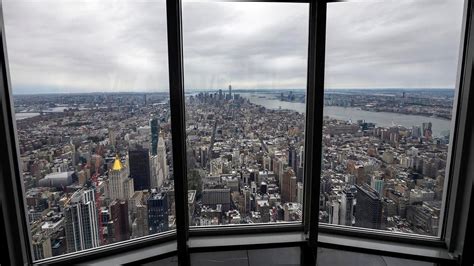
[[64, 189, 99, 253], [299, 145, 304, 167], [297, 182, 304, 205], [290, 176, 298, 202], [199, 146, 208, 168], [227, 84, 232, 100], [412, 125, 422, 138], [148, 191, 169, 234], [371, 176, 384, 196], [422, 122, 433, 138], [129, 146, 151, 191], [288, 146, 297, 172], [109, 200, 130, 243], [355, 184, 383, 229], [150, 117, 159, 156], [157, 132, 168, 181], [108, 155, 134, 201], [272, 157, 284, 186], [150, 155, 164, 189], [281, 168, 296, 203], [297, 166, 304, 183], [296, 145, 304, 182], [339, 186, 356, 226]]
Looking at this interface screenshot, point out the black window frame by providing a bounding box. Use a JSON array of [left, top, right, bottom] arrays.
[[0, 0, 473, 265]]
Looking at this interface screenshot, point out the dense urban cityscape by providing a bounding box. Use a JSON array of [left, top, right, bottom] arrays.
[[14, 87, 453, 259]]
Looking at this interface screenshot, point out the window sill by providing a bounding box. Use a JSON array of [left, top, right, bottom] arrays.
[[82, 240, 177, 266], [45, 230, 457, 265], [37, 231, 176, 265], [317, 232, 456, 264], [188, 231, 307, 252]]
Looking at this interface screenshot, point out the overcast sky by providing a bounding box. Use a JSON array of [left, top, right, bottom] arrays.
[[3, 0, 465, 94]]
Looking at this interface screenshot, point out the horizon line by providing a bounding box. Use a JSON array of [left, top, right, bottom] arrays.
[[12, 87, 455, 96]]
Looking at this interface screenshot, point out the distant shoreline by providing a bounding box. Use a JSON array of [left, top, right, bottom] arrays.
[[11, 87, 455, 97]]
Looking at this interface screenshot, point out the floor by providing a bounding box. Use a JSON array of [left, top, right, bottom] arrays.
[[144, 247, 435, 266]]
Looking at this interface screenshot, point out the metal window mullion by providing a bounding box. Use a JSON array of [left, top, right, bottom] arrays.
[[166, 0, 189, 265], [444, 0, 474, 256], [0, 3, 33, 265], [305, 0, 326, 248]]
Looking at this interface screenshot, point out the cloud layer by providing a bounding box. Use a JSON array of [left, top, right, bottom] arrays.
[[2, 0, 465, 94]]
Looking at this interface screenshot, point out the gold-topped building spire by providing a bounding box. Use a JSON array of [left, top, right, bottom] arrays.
[[112, 154, 123, 171]]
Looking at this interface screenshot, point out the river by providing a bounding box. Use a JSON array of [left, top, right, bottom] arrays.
[[240, 93, 452, 137]]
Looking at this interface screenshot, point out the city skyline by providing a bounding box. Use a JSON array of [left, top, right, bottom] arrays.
[[3, 0, 464, 94], [10, 87, 456, 96]]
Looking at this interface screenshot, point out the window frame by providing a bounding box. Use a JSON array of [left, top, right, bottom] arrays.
[[0, 0, 473, 265]]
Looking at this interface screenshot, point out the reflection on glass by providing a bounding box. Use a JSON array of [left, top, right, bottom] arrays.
[[182, 2, 309, 226], [3, 0, 174, 260], [320, 0, 464, 236]]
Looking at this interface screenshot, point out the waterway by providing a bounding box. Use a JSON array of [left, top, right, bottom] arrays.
[[13, 93, 453, 137], [240, 93, 452, 137]]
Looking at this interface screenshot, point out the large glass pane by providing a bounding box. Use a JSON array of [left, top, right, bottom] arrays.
[[182, 2, 309, 226], [320, 0, 464, 236], [3, 0, 174, 260]]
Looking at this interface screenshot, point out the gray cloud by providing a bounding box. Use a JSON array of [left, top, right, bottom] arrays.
[[325, 0, 464, 89], [2, 0, 465, 94]]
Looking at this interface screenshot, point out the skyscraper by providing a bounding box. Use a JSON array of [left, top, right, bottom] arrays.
[[355, 184, 383, 229], [150, 117, 159, 156], [157, 132, 168, 181], [109, 200, 130, 243], [412, 125, 422, 138], [281, 168, 297, 203], [298, 145, 304, 182], [148, 191, 169, 234], [64, 189, 99, 253], [131, 204, 148, 238], [422, 122, 433, 138], [339, 186, 356, 226], [129, 146, 151, 191], [108, 155, 134, 201], [288, 145, 297, 172], [371, 176, 384, 196]]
